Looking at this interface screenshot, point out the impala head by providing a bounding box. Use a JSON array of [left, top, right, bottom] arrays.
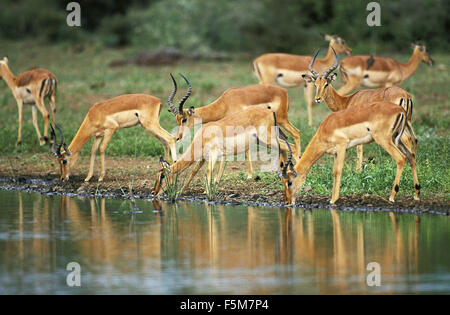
[[302, 48, 339, 103], [167, 73, 194, 141], [50, 124, 71, 181], [279, 134, 298, 205], [411, 42, 434, 66], [324, 34, 352, 56], [152, 157, 171, 196]]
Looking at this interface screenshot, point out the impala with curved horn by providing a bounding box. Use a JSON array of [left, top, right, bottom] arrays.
[[338, 42, 434, 95], [152, 108, 296, 197], [0, 57, 57, 146], [168, 74, 301, 179], [281, 102, 420, 205], [51, 93, 177, 182], [252, 34, 352, 126], [302, 48, 418, 171]]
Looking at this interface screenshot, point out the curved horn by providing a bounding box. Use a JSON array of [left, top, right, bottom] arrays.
[[323, 47, 339, 78], [55, 123, 64, 147], [50, 124, 59, 156], [168, 73, 178, 115], [279, 133, 291, 176], [178, 73, 192, 113], [309, 49, 320, 79]]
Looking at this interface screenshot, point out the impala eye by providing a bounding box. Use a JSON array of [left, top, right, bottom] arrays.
[[324, 83, 328, 88], [288, 181, 293, 187], [182, 118, 187, 123], [62, 159, 67, 165]]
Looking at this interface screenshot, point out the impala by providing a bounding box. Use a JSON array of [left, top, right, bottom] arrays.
[[252, 34, 352, 126], [0, 57, 57, 145], [302, 48, 417, 171], [51, 94, 177, 182], [338, 42, 434, 95], [280, 102, 420, 205], [168, 74, 300, 179], [152, 108, 294, 197]]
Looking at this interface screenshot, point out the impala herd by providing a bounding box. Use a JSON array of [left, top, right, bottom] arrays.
[[1, 35, 434, 206]]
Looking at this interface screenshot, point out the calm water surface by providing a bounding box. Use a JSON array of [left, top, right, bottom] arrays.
[[0, 190, 449, 294]]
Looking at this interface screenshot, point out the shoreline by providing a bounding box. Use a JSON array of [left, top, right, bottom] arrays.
[[1, 175, 448, 216]]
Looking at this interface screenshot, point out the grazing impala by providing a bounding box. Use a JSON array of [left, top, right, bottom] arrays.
[[280, 102, 420, 205], [51, 94, 177, 182], [302, 48, 417, 171], [152, 108, 294, 197], [0, 57, 57, 146], [168, 74, 300, 179], [338, 43, 434, 95], [252, 34, 352, 126]]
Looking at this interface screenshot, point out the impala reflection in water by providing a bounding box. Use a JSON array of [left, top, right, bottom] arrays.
[[0, 190, 449, 294]]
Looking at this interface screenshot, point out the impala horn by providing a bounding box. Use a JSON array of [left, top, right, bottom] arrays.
[[178, 73, 192, 114], [50, 124, 60, 157], [55, 123, 71, 156], [309, 49, 321, 79], [323, 47, 339, 78], [168, 73, 179, 115]]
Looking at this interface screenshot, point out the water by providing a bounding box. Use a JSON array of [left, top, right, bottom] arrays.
[[0, 190, 449, 294]]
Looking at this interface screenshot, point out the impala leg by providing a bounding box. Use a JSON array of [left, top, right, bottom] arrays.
[[245, 150, 253, 179], [85, 136, 102, 182], [34, 96, 50, 145], [181, 160, 205, 193], [98, 129, 115, 182], [49, 92, 56, 127], [375, 139, 407, 202], [31, 105, 43, 145], [304, 83, 314, 127], [356, 144, 364, 172], [15, 98, 23, 145], [207, 149, 219, 195], [330, 145, 347, 204], [145, 124, 177, 162]]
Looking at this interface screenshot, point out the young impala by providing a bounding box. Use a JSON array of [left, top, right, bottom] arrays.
[[51, 94, 177, 182], [252, 34, 352, 126], [302, 48, 417, 171], [338, 42, 434, 95], [0, 57, 57, 145], [280, 102, 420, 205], [152, 108, 294, 197], [168, 74, 300, 179]]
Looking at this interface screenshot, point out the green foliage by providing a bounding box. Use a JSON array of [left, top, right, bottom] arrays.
[[0, 0, 448, 52]]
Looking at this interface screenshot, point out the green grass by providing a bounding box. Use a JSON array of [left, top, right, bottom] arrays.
[[0, 39, 449, 200]]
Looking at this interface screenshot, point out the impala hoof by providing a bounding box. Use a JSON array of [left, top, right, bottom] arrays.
[[15, 140, 22, 146]]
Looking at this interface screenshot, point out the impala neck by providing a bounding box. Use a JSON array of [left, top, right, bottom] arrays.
[[194, 100, 227, 123], [67, 120, 95, 168], [324, 85, 349, 111], [398, 49, 422, 80], [321, 45, 337, 66], [294, 134, 326, 181], [0, 64, 17, 90]]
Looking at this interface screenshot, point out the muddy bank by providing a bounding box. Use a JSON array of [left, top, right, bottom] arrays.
[[1, 174, 448, 216]]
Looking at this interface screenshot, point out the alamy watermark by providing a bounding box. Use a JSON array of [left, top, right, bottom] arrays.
[[367, 2, 381, 26], [66, 2, 81, 27], [66, 261, 81, 287], [366, 262, 381, 286]]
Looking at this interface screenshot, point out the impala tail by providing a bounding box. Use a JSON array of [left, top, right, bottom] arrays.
[[391, 110, 413, 166]]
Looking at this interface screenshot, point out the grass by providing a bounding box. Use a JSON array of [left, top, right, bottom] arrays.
[[0, 39, 449, 201]]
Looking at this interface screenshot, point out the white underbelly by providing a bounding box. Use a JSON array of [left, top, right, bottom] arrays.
[[347, 134, 373, 149]]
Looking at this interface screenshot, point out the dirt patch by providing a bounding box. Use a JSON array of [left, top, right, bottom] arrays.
[[1, 155, 448, 215]]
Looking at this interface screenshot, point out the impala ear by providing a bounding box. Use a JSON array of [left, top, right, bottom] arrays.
[[302, 74, 315, 83], [324, 34, 333, 41], [188, 106, 195, 116], [3, 56, 8, 63]]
